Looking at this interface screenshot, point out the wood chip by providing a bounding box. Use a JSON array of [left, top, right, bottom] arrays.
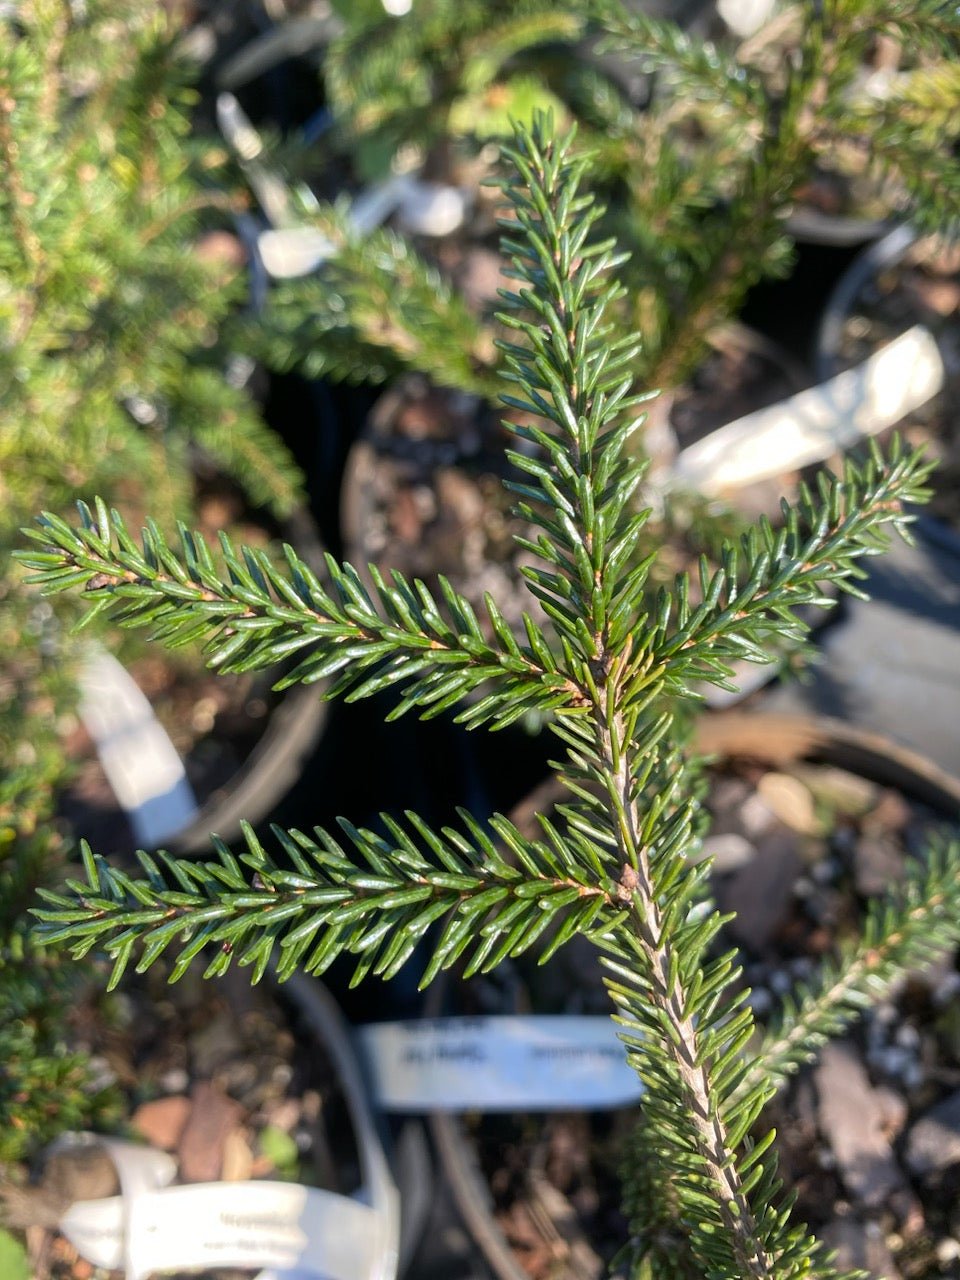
[[853, 833, 905, 897], [131, 1095, 191, 1152], [864, 789, 912, 836], [815, 1043, 920, 1223], [721, 825, 802, 949], [757, 772, 822, 835], [528, 1171, 604, 1280], [221, 1129, 255, 1183], [1, 1147, 119, 1229], [176, 1081, 244, 1184], [791, 764, 877, 818]]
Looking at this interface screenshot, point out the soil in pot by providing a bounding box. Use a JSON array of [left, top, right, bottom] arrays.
[[340, 374, 542, 643], [429, 717, 960, 1280], [429, 947, 632, 1280], [699, 715, 960, 1280]]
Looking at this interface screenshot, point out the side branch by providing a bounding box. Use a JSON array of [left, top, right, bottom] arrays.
[[647, 442, 933, 696], [33, 813, 624, 992], [739, 838, 960, 1099], [18, 501, 582, 730]]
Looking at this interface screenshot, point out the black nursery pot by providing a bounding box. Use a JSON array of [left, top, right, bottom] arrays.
[[423, 714, 960, 1280]]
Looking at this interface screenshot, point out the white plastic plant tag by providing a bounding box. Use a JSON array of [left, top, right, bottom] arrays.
[[718, 0, 776, 36], [62, 1182, 388, 1280], [673, 324, 946, 496], [357, 1016, 642, 1112], [59, 1137, 397, 1280], [59, 1141, 176, 1271], [258, 177, 411, 278], [351, 175, 415, 236], [258, 227, 339, 278], [78, 647, 199, 847], [125, 1182, 388, 1280], [396, 179, 468, 237]]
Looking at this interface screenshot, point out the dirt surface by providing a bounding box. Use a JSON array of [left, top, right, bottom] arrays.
[[340, 375, 548, 647]]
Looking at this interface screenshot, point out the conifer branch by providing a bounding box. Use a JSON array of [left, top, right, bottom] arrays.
[[841, 0, 960, 56], [17, 498, 578, 730], [172, 366, 305, 519], [0, 1, 304, 524], [324, 0, 588, 166], [21, 108, 950, 1278], [595, 3, 762, 113], [33, 814, 625, 992], [648, 444, 933, 698], [740, 838, 960, 1099], [0, 74, 43, 273], [595, 0, 960, 388], [865, 129, 960, 236], [619, 1116, 705, 1280]]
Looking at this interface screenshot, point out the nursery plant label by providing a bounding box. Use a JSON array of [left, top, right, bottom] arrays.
[[78, 648, 199, 846], [673, 324, 946, 495], [357, 1015, 644, 1112], [60, 1141, 395, 1280], [126, 1182, 388, 1280]]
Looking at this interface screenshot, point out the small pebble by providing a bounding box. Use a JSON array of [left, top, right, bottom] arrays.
[[397, 181, 468, 237], [903, 1060, 925, 1091], [747, 988, 773, 1016], [84, 1055, 118, 1092], [106, 992, 135, 1028], [895, 1024, 921, 1051], [758, 772, 822, 835], [132, 1096, 191, 1151], [160, 1067, 190, 1094], [871, 1046, 915, 1081], [811, 857, 839, 885], [701, 832, 756, 871], [933, 972, 960, 1007], [272, 1063, 294, 1089], [770, 970, 793, 995], [740, 792, 778, 837]]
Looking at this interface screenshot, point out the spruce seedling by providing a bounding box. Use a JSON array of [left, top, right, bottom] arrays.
[[21, 117, 960, 1278]]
